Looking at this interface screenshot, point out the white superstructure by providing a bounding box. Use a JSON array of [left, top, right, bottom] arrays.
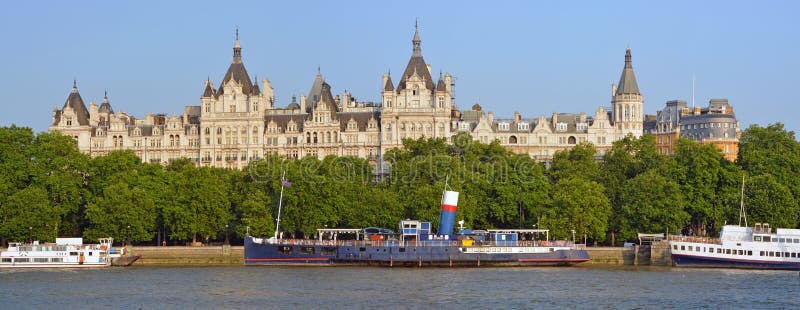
[[669, 223, 800, 269], [1, 237, 121, 268]]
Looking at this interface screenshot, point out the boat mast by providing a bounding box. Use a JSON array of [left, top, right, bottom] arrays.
[[274, 170, 286, 239], [738, 175, 747, 227]]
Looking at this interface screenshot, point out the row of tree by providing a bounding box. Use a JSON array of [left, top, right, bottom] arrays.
[[1, 123, 799, 246]]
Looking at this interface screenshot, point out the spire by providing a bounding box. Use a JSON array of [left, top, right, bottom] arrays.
[[412, 19, 421, 57], [384, 73, 395, 92], [99, 89, 114, 114], [615, 48, 640, 95], [436, 71, 446, 92], [233, 27, 242, 63], [72, 79, 78, 93]]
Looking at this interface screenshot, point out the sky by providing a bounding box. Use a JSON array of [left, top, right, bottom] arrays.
[[1, 0, 798, 136]]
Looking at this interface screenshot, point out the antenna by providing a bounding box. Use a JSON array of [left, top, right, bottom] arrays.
[[691, 74, 696, 108]]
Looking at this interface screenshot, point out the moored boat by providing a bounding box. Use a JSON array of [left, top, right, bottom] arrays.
[[245, 181, 589, 267], [668, 177, 800, 270], [669, 223, 800, 270], [0, 237, 137, 268]]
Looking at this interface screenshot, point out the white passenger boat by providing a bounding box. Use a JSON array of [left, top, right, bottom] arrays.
[[0, 237, 123, 268], [669, 177, 800, 269], [669, 223, 800, 269]]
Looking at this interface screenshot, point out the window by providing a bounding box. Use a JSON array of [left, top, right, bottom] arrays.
[[555, 122, 567, 132], [498, 122, 510, 131]]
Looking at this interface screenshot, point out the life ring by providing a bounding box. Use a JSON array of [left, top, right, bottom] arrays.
[[452, 241, 458, 246], [100, 245, 108, 251]]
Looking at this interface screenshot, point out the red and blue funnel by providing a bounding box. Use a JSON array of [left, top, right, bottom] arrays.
[[438, 190, 460, 235]]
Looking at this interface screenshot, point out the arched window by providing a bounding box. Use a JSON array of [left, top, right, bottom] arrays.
[[568, 136, 577, 144], [509, 136, 518, 144]]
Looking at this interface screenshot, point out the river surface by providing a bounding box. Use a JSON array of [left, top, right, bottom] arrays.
[[2, 266, 799, 309]]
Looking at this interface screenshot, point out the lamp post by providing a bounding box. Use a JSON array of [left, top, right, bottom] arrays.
[[126, 225, 131, 246], [29, 226, 32, 243], [224, 224, 230, 245], [571, 229, 576, 244]]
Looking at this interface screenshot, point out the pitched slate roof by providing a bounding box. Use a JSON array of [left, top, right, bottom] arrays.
[[384, 74, 395, 92], [61, 81, 90, 126], [98, 91, 114, 114], [338, 111, 380, 132], [616, 48, 640, 95], [397, 26, 435, 91]]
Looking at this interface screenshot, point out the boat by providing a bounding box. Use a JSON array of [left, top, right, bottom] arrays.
[[0, 237, 139, 268], [244, 175, 590, 267], [668, 177, 800, 270], [669, 224, 800, 269]]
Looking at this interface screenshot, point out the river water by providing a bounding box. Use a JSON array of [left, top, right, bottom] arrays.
[[2, 266, 799, 309]]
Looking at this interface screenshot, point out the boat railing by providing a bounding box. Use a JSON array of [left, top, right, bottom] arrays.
[[667, 235, 722, 245], [265, 238, 578, 248]]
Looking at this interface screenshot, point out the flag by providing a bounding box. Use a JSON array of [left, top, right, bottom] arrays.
[[282, 179, 292, 188]]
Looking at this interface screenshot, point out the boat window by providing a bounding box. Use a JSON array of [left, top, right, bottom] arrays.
[[794, 239, 799, 243], [778, 238, 785, 243], [717, 248, 722, 254], [725, 249, 731, 254], [51, 258, 63, 263], [791, 253, 797, 258], [688, 246, 693, 251], [1, 258, 11, 263], [673, 245, 677, 250], [708, 248, 714, 253], [399, 248, 406, 253], [15, 258, 29, 263], [681, 246, 685, 251], [738, 250, 744, 255], [88, 252, 93, 256], [696, 247, 701, 252], [760, 251, 765, 256], [69, 252, 78, 256], [321, 247, 336, 256], [300, 247, 315, 255], [34, 258, 48, 263], [278, 246, 293, 255], [747, 251, 752, 256], [769, 251, 774, 257], [359, 247, 366, 252], [763, 236, 771, 242], [754, 236, 761, 241], [785, 252, 790, 257]]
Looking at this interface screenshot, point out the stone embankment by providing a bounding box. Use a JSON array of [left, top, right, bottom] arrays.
[[123, 242, 673, 266], [127, 245, 242, 265]]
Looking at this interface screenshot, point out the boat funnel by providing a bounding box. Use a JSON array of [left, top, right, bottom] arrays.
[[438, 190, 460, 235]]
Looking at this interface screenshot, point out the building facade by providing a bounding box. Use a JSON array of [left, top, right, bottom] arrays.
[[645, 98, 740, 161], [51, 26, 657, 168]]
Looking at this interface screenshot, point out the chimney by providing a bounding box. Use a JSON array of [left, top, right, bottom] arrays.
[[514, 111, 521, 122], [488, 111, 494, 123], [580, 112, 586, 123], [552, 112, 558, 128], [300, 93, 306, 112]]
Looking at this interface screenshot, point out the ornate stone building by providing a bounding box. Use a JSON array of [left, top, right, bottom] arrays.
[[51, 25, 653, 168], [452, 48, 643, 161], [645, 98, 740, 161]]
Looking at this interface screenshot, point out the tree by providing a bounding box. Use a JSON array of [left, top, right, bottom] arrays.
[[0, 185, 53, 242], [742, 174, 799, 229], [617, 170, 688, 241], [84, 182, 156, 242], [738, 123, 800, 202], [541, 177, 610, 241], [674, 138, 725, 235]]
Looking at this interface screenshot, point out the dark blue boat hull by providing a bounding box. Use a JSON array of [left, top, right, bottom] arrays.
[[673, 254, 800, 270], [244, 237, 589, 266]]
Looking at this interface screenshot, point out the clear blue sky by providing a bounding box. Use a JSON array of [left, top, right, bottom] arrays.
[[1, 1, 798, 136]]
